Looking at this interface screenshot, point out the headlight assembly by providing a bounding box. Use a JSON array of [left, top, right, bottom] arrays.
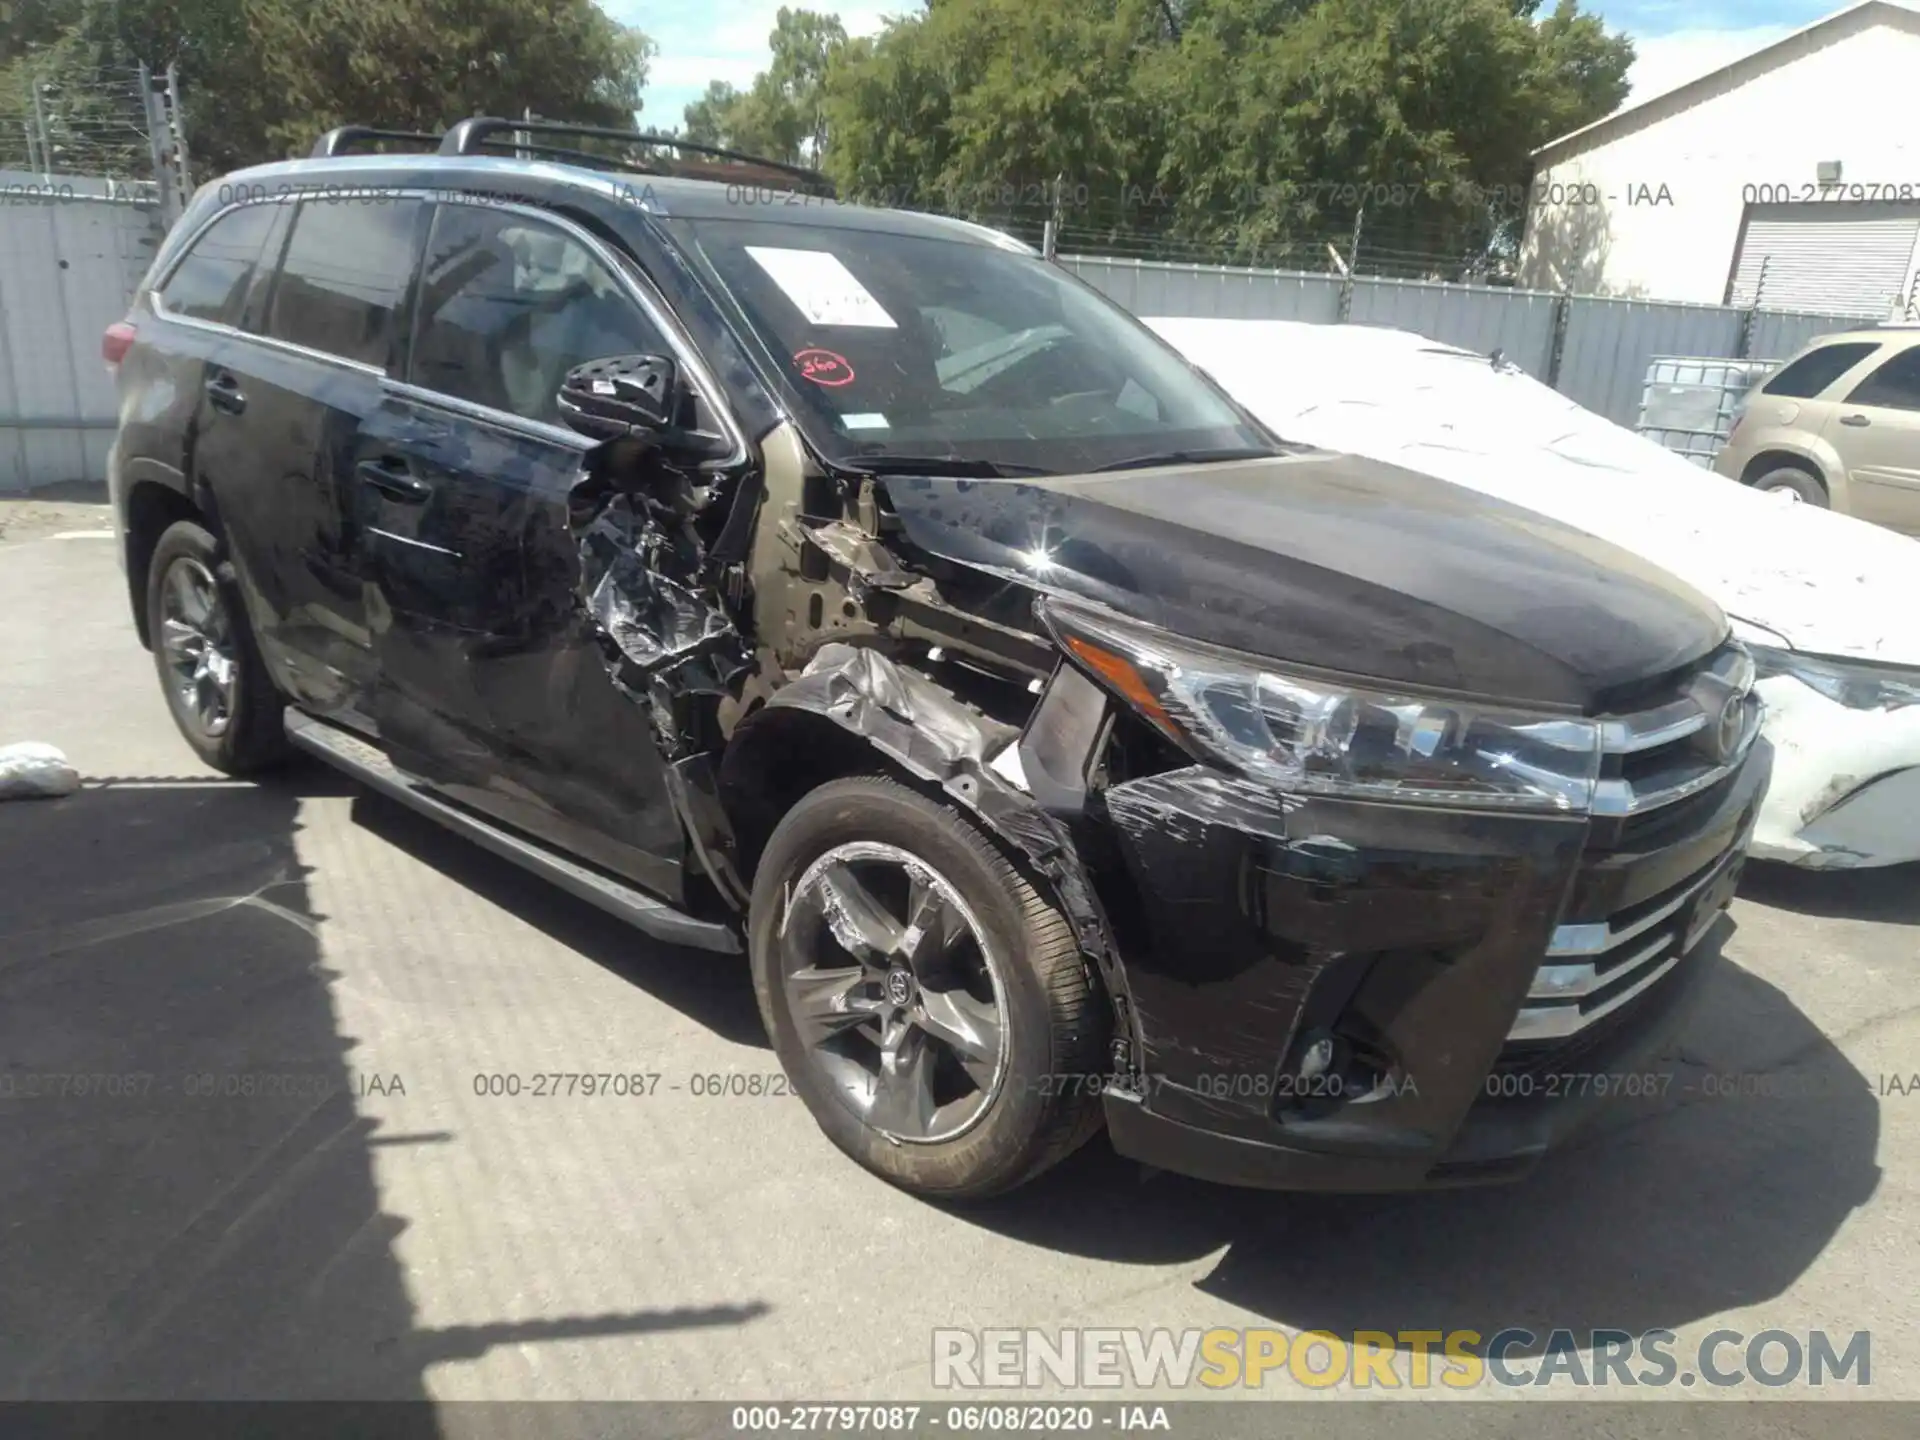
[[1040, 600, 1603, 814], [1752, 646, 1920, 711]]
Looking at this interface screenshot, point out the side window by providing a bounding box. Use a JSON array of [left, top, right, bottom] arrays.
[[1762, 342, 1879, 398], [264, 198, 421, 366], [156, 204, 279, 324], [408, 204, 670, 425], [1843, 347, 1920, 412]]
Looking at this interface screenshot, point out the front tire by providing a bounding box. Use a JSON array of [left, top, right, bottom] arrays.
[[1751, 465, 1828, 507], [146, 518, 288, 775], [749, 776, 1106, 1200]]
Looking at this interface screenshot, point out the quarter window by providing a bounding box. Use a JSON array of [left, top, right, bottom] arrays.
[[264, 198, 422, 366], [1843, 347, 1920, 412], [407, 205, 669, 425], [1761, 342, 1879, 398], [157, 204, 279, 325]]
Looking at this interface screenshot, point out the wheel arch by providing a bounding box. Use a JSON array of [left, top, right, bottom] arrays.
[[718, 704, 900, 878], [1739, 446, 1832, 498], [717, 644, 1137, 1062], [122, 476, 207, 650]]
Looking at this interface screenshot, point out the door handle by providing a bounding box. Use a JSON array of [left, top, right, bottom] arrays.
[[204, 371, 246, 415], [356, 458, 433, 504], [1840, 414, 1871, 427]]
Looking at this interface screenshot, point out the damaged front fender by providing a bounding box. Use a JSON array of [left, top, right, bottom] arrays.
[[736, 643, 1140, 1065]]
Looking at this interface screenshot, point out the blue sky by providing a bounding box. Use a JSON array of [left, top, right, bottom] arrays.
[[600, 0, 1854, 133], [1597, 0, 1844, 99]]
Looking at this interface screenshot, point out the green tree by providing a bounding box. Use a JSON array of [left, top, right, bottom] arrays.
[[0, 0, 657, 176], [683, 79, 742, 146], [681, 8, 847, 165], [239, 0, 654, 167], [817, 0, 1633, 272]]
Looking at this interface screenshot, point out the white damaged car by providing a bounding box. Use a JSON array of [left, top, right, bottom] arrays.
[[1150, 316, 1920, 870]]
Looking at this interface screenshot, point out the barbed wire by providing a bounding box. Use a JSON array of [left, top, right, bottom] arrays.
[[0, 60, 154, 179], [876, 194, 1522, 283]]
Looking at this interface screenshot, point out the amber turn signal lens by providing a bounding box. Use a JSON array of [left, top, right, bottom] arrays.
[[1063, 634, 1178, 735]]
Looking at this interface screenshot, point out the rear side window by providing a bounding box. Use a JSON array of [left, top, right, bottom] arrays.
[[264, 198, 422, 366], [407, 203, 669, 424], [1762, 342, 1879, 398], [1844, 347, 1920, 411], [157, 204, 278, 324]]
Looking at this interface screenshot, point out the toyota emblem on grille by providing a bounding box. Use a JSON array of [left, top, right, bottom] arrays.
[[1707, 693, 1746, 763], [1704, 687, 1751, 768]]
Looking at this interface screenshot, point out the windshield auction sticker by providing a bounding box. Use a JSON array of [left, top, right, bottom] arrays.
[[748, 245, 900, 328]]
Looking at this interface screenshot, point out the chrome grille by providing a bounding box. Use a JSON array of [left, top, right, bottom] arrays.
[[1508, 838, 1746, 1043], [1508, 642, 1761, 1045], [1590, 644, 1761, 817]]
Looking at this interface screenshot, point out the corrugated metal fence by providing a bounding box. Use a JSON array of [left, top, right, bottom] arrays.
[[0, 172, 162, 493], [1062, 254, 1871, 428]]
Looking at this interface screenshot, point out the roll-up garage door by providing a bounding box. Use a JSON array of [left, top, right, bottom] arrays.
[[1727, 202, 1920, 316]]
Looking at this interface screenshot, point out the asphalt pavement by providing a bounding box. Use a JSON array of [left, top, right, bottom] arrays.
[[3, 492, 1917, 1424]]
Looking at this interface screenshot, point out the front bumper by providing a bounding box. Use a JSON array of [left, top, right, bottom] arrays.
[[1089, 740, 1770, 1191], [1748, 674, 1920, 869]]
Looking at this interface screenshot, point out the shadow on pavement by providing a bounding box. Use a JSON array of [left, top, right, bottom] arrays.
[[961, 921, 1880, 1352], [1739, 858, 1920, 926], [0, 773, 766, 1404], [307, 782, 1881, 1352], [349, 789, 769, 1049]]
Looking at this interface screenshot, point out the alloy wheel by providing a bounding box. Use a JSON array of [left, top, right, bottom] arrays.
[[158, 555, 238, 740], [779, 841, 1010, 1143]]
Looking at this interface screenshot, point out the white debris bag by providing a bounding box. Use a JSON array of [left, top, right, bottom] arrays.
[[0, 742, 81, 799]]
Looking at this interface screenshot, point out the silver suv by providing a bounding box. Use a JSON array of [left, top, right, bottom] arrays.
[[1714, 325, 1920, 534]]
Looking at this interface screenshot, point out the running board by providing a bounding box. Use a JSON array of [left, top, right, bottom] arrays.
[[285, 710, 742, 953]]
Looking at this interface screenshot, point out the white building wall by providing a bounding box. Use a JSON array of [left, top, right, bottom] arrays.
[[1518, 9, 1920, 305]]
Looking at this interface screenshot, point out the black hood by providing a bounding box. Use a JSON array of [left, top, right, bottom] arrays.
[[883, 452, 1727, 710]]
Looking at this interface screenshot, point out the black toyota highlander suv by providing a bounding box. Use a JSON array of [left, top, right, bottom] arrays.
[[104, 119, 1769, 1200]]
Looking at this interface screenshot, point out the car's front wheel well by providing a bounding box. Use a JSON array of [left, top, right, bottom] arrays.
[[124, 482, 206, 649], [718, 709, 901, 881], [1739, 450, 1825, 492]]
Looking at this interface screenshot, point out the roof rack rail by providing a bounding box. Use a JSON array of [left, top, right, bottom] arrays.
[[438, 117, 835, 196], [311, 126, 442, 158]]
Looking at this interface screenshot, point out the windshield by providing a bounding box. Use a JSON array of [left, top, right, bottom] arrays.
[[660, 215, 1273, 474]]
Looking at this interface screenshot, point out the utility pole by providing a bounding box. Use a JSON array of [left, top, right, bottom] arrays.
[[139, 61, 192, 224], [138, 62, 172, 221], [1336, 205, 1365, 321], [30, 78, 53, 179], [1043, 170, 1065, 262], [165, 63, 192, 194]]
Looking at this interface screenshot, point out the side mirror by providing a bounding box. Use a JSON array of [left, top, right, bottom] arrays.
[[558, 354, 677, 440], [557, 353, 735, 463]]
